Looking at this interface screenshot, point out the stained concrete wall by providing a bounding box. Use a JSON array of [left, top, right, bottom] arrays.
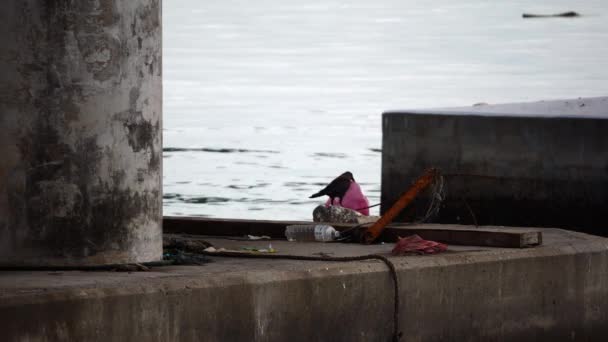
[[0, 0, 162, 265], [381, 97, 608, 233], [1, 229, 607, 341]]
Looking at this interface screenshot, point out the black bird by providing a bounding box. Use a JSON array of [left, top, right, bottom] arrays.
[[309, 171, 354, 205]]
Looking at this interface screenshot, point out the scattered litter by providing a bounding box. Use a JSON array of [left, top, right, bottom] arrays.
[[313, 205, 378, 224], [201, 247, 228, 253], [240, 244, 276, 253], [163, 250, 210, 265], [392, 234, 448, 255], [247, 235, 271, 240], [163, 237, 212, 265], [285, 224, 340, 242]]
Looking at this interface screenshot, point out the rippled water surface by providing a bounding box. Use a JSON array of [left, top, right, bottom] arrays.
[[163, 0, 608, 220]]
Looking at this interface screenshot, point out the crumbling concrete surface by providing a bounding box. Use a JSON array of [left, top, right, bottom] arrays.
[[1, 228, 607, 341], [0, 0, 162, 265]]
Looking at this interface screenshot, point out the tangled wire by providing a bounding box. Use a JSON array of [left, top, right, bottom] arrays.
[[357, 171, 446, 224], [417, 172, 446, 223]]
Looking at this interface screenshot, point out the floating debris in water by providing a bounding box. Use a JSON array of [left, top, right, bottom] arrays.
[[312, 152, 347, 159], [163, 147, 279, 154], [522, 11, 580, 18], [163, 194, 230, 204]]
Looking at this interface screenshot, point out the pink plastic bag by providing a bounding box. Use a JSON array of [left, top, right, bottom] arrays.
[[325, 181, 370, 215]]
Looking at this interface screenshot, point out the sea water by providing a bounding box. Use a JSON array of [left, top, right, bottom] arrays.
[[163, 0, 608, 220]]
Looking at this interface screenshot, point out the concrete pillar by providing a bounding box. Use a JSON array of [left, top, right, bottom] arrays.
[[0, 0, 162, 266], [381, 98, 608, 234]]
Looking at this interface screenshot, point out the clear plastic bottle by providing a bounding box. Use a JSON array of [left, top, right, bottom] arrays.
[[284, 224, 341, 242]]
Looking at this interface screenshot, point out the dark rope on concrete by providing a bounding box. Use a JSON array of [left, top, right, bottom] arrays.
[[1, 250, 403, 340], [202, 250, 402, 342], [0, 260, 175, 272]]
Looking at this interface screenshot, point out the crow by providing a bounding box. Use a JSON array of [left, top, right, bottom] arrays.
[[309, 171, 354, 205]]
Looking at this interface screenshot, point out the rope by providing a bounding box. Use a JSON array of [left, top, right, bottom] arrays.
[[202, 250, 402, 342], [1, 247, 403, 341], [0, 260, 175, 272]]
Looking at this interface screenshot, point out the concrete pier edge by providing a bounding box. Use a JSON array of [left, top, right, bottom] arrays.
[[1, 228, 607, 341]]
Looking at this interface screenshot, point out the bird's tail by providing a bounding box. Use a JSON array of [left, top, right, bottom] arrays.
[[309, 192, 323, 198]]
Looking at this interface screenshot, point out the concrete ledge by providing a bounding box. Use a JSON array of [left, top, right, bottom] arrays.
[[2, 227, 608, 341], [381, 97, 608, 233]]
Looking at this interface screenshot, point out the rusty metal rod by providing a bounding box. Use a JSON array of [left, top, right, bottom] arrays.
[[362, 168, 439, 244]]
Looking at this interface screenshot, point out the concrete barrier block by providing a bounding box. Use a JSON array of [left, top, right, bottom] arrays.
[[381, 97, 608, 233]]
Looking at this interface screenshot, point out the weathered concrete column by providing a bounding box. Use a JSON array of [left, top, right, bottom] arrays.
[[0, 0, 162, 266]]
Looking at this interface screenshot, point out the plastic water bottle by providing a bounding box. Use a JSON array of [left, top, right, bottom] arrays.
[[285, 224, 340, 242]]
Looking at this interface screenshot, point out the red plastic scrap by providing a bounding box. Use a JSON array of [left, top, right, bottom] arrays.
[[391, 234, 447, 255]]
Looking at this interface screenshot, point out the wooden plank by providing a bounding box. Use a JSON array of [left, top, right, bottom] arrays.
[[163, 216, 307, 238], [385, 224, 541, 248], [163, 216, 542, 248]]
